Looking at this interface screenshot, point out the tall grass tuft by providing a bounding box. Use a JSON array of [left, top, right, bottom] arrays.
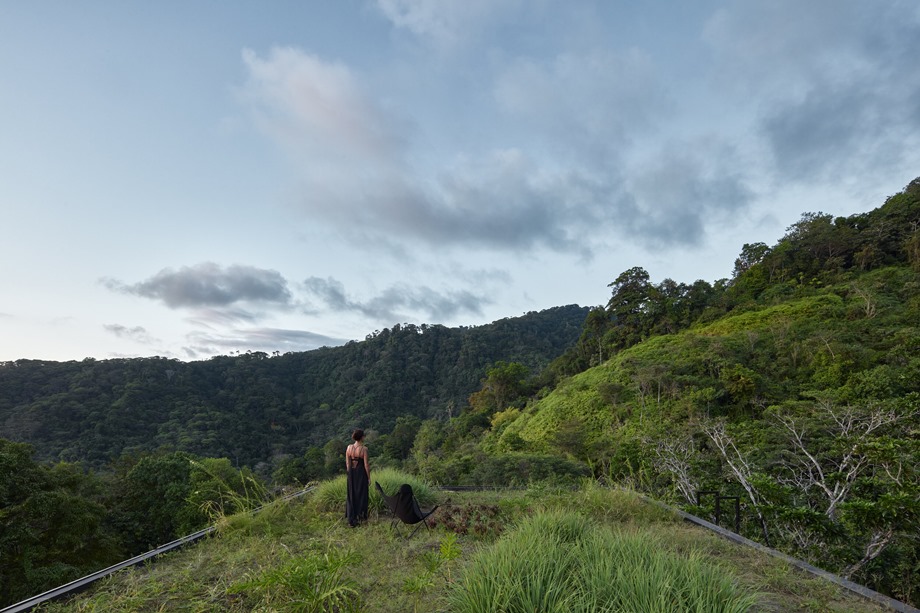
[[312, 468, 436, 514], [189, 459, 270, 522], [449, 510, 758, 613]]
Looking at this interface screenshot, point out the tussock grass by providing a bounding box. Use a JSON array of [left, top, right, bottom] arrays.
[[534, 479, 680, 525], [448, 509, 758, 613]]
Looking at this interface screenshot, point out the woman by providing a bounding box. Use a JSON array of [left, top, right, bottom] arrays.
[[345, 428, 370, 527]]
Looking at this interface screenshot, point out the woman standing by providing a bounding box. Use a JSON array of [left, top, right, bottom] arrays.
[[345, 428, 370, 527]]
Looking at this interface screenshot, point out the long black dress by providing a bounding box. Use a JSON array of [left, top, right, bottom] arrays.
[[346, 454, 368, 527]]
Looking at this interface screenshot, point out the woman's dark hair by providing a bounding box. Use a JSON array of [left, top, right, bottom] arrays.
[[352, 428, 365, 442]]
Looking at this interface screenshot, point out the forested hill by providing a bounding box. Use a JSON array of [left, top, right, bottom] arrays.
[[441, 178, 919, 604], [0, 305, 588, 469]]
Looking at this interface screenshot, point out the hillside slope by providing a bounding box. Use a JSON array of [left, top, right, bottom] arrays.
[[465, 183, 920, 604]]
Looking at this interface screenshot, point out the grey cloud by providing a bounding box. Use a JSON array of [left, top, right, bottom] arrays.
[[102, 263, 292, 309], [299, 150, 622, 257], [494, 48, 669, 162], [103, 324, 158, 345], [706, 1, 920, 184], [299, 142, 754, 256], [623, 144, 755, 248], [763, 87, 890, 182], [368, 285, 487, 321], [303, 276, 490, 323], [302, 276, 349, 311], [184, 308, 263, 328], [183, 328, 347, 359]]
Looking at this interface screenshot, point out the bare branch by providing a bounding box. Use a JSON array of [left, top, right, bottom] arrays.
[[772, 401, 903, 519], [842, 529, 895, 580]]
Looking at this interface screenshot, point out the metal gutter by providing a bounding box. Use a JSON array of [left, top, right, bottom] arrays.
[[641, 494, 920, 613], [1, 486, 315, 613]]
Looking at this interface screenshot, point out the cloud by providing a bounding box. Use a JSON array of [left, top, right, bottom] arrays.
[[184, 308, 263, 328], [303, 276, 489, 322], [624, 141, 755, 247], [762, 87, 898, 182], [182, 327, 347, 359], [240, 47, 407, 164], [102, 263, 292, 309], [444, 264, 512, 286], [238, 35, 761, 259], [494, 48, 668, 162], [103, 324, 158, 344], [704, 1, 920, 185], [374, 0, 522, 48]]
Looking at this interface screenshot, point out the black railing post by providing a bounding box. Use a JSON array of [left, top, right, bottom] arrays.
[[695, 490, 740, 534]]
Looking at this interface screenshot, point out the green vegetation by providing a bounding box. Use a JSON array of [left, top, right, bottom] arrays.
[[3, 177, 920, 608], [0, 305, 588, 469], [31, 481, 889, 612], [0, 443, 272, 606], [475, 178, 920, 605], [449, 509, 757, 612]]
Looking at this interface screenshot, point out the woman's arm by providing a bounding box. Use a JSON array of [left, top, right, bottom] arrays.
[[363, 447, 370, 478], [345, 444, 351, 470]]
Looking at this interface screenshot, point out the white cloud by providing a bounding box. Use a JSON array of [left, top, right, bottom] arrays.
[[374, 0, 522, 48], [241, 47, 407, 163]]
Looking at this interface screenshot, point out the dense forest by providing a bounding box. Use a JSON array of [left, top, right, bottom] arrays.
[[0, 305, 588, 470], [2, 177, 919, 607]]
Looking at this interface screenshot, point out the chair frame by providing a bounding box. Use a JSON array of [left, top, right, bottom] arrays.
[[375, 481, 438, 538]]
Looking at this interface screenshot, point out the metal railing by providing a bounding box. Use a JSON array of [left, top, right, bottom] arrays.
[[695, 489, 741, 533], [1, 486, 315, 613], [5, 483, 918, 613]]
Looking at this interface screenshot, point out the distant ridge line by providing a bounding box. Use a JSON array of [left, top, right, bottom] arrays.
[[0, 486, 316, 613]]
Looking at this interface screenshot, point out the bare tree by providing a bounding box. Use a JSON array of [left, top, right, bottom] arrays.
[[849, 284, 877, 319], [771, 400, 898, 520], [649, 434, 698, 504], [703, 419, 772, 545], [842, 528, 895, 580], [770, 400, 913, 578]]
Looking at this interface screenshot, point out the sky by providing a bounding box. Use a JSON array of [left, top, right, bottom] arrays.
[[1, 1, 919, 362]]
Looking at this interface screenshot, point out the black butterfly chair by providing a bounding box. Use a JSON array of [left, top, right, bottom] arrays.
[[375, 482, 439, 538]]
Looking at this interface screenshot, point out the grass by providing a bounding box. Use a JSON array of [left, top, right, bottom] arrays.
[[460, 510, 757, 612], [34, 478, 892, 612]]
